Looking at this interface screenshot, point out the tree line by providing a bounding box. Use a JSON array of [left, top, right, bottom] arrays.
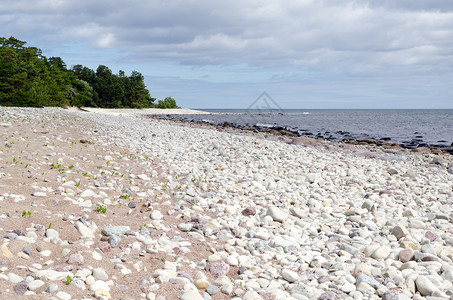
[[0, 37, 178, 108]]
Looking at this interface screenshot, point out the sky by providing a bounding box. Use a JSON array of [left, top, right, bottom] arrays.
[[1, 0, 453, 109]]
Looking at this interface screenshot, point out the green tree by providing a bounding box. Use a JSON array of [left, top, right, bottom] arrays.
[[0, 36, 155, 108], [156, 97, 179, 109]]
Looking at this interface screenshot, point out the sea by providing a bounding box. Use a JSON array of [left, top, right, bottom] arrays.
[[155, 109, 453, 149]]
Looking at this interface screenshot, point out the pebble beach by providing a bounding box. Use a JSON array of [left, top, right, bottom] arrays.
[[1, 107, 453, 300]]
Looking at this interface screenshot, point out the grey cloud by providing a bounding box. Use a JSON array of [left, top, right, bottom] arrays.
[[2, 0, 453, 76]]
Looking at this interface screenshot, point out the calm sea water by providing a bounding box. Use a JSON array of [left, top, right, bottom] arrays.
[[163, 109, 453, 148]]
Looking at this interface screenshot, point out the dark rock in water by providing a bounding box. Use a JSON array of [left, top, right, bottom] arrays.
[[358, 139, 379, 145], [415, 135, 423, 138], [380, 137, 392, 141]]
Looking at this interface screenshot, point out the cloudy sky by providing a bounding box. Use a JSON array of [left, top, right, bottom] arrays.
[[1, 0, 453, 108]]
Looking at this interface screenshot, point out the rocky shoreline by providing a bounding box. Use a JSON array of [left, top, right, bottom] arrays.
[[1, 107, 453, 300], [146, 114, 453, 156]]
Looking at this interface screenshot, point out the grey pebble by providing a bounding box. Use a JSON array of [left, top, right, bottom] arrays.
[[108, 235, 121, 247], [14, 281, 28, 295], [206, 284, 220, 295], [46, 283, 58, 293], [22, 245, 32, 256]]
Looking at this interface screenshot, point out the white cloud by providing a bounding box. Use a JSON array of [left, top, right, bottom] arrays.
[[2, 0, 453, 107], [3, 0, 453, 75]]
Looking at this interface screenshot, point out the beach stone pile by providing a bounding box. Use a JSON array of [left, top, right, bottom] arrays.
[[1, 107, 453, 300]]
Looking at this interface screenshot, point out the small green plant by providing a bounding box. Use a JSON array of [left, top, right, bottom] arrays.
[[96, 204, 107, 213], [48, 223, 52, 229], [22, 210, 31, 218], [120, 194, 130, 200], [75, 181, 81, 187], [96, 204, 107, 214], [64, 275, 72, 285], [68, 165, 74, 169]]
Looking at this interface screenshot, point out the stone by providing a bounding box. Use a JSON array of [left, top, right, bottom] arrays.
[[180, 291, 204, 300], [150, 210, 163, 220], [137, 174, 150, 180], [415, 275, 439, 296], [208, 262, 230, 279], [35, 270, 72, 281], [8, 273, 24, 283], [89, 280, 110, 292], [67, 253, 84, 265], [22, 245, 32, 256], [266, 207, 289, 222], [392, 225, 409, 240], [14, 281, 28, 295], [131, 241, 141, 251], [195, 279, 210, 289], [242, 207, 257, 216], [398, 248, 414, 263], [32, 192, 47, 197], [28, 279, 45, 290], [80, 189, 95, 197], [371, 246, 391, 259], [225, 255, 239, 266], [102, 226, 130, 236], [46, 283, 59, 293], [381, 290, 399, 300], [1, 244, 13, 258], [341, 282, 356, 293], [93, 268, 109, 281], [353, 262, 371, 277], [56, 291, 72, 300], [206, 284, 220, 295], [178, 223, 193, 232], [46, 228, 59, 238], [289, 207, 305, 218], [108, 235, 121, 247], [75, 221, 95, 238], [355, 273, 379, 289], [281, 268, 299, 283], [95, 241, 111, 253]]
